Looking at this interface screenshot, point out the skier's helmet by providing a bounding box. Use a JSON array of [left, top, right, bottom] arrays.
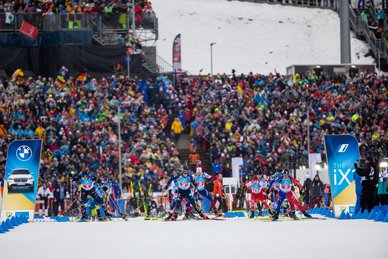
[[81, 171, 89, 179]]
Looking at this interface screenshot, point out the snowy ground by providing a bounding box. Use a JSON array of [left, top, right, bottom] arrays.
[[153, 0, 374, 75], [1, 216, 387, 259]]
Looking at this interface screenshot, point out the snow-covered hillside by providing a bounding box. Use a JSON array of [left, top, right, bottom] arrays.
[[153, 0, 374, 75]]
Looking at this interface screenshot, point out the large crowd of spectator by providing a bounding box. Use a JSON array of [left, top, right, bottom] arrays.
[[0, 0, 155, 31], [0, 0, 153, 16], [0, 71, 187, 214], [186, 70, 387, 178]]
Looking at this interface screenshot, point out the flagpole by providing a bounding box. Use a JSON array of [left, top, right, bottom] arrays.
[[132, 0, 136, 35], [127, 55, 131, 79], [210, 42, 216, 75]]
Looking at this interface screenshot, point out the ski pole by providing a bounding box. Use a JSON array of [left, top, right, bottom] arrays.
[[60, 198, 78, 216]]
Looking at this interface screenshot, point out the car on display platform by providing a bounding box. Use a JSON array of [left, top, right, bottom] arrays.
[[7, 169, 34, 193]]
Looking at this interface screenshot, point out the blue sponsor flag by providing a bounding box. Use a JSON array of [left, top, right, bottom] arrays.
[[324, 135, 360, 217]]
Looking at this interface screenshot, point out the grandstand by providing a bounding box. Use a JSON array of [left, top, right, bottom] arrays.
[[0, 0, 167, 77]]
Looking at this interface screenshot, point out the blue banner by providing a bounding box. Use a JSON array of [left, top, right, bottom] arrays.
[[324, 135, 360, 217], [1, 139, 42, 221]]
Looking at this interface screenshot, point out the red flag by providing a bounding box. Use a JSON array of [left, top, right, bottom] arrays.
[[19, 21, 38, 40]]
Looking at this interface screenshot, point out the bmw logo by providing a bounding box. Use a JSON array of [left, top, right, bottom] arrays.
[[16, 145, 33, 161]]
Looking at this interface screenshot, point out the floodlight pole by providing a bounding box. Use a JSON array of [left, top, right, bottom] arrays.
[[210, 42, 217, 75], [339, 0, 351, 63], [118, 105, 123, 196]]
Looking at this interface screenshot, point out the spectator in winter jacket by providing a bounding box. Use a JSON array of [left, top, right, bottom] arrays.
[[302, 174, 312, 205], [212, 174, 224, 215], [37, 183, 52, 216], [53, 180, 66, 216], [310, 174, 324, 208], [171, 117, 183, 142], [376, 9, 385, 29], [211, 159, 221, 175]]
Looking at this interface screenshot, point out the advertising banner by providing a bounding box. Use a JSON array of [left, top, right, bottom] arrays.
[[172, 33, 182, 73], [231, 157, 243, 187], [324, 135, 359, 217], [1, 139, 43, 221]]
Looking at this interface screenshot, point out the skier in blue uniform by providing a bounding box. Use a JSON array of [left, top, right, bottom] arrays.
[[165, 169, 208, 220], [162, 174, 180, 220], [79, 171, 107, 221], [194, 167, 215, 212], [267, 169, 312, 221], [98, 175, 126, 219]]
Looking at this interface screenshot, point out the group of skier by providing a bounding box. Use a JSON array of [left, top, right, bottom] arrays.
[[160, 163, 313, 221], [71, 165, 312, 222], [246, 169, 313, 220], [67, 171, 124, 221], [162, 166, 218, 221]]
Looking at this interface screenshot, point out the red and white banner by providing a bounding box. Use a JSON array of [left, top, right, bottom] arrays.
[[172, 34, 182, 73], [19, 21, 39, 40]]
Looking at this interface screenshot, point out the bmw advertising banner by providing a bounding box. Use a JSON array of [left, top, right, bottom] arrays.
[[324, 135, 360, 217], [1, 139, 42, 221]]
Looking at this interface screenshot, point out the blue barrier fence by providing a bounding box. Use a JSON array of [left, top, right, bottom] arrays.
[[0, 215, 29, 234]]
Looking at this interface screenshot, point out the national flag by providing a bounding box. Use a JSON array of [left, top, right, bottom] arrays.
[[76, 72, 87, 81], [12, 69, 24, 82], [58, 66, 69, 76], [55, 75, 66, 89], [19, 21, 39, 40], [54, 66, 68, 89], [5, 13, 14, 25], [75, 72, 88, 86], [237, 81, 244, 94]]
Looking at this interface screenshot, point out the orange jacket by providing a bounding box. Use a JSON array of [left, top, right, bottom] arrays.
[[212, 179, 223, 197], [189, 153, 199, 165]]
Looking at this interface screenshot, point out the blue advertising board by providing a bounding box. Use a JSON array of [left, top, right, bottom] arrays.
[[1, 139, 42, 221]]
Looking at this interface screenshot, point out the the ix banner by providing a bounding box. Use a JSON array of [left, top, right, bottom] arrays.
[[1, 139, 42, 221], [324, 135, 360, 217]]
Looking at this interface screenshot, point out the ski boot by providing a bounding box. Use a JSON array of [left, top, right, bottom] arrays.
[[183, 212, 193, 220], [98, 216, 108, 222], [164, 213, 173, 221], [199, 213, 209, 220], [289, 211, 300, 220], [120, 213, 128, 221], [77, 216, 88, 222], [303, 211, 313, 219]]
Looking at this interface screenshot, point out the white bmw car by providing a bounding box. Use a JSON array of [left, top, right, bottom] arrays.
[[8, 169, 34, 192]]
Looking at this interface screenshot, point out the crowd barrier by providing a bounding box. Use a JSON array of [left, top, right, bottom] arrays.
[[0, 215, 29, 234]]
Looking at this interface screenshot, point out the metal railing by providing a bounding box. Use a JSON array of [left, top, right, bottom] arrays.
[[236, 0, 339, 10], [156, 55, 173, 73], [142, 54, 174, 74], [0, 12, 158, 32], [349, 6, 388, 62]]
